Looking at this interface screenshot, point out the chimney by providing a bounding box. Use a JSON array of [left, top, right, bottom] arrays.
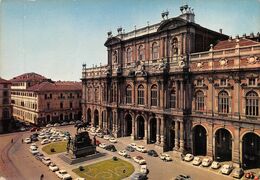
[[219, 29, 222, 34]]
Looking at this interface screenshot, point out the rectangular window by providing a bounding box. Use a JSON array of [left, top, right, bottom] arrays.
[[138, 90, 144, 105], [151, 90, 157, 107], [3, 91, 8, 97], [70, 102, 73, 108], [220, 79, 227, 86], [126, 89, 132, 104]]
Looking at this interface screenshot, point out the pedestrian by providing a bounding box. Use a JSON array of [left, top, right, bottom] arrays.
[[21, 139, 23, 144], [40, 174, 44, 180], [11, 139, 13, 143]]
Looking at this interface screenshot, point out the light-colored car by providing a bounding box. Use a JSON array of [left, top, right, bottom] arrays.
[[221, 164, 233, 175], [41, 139, 50, 145], [24, 138, 31, 144], [231, 168, 244, 179], [211, 161, 221, 169], [46, 124, 52, 127], [133, 156, 146, 165], [42, 157, 51, 166], [129, 143, 137, 149], [99, 143, 107, 148], [136, 145, 147, 153], [53, 123, 60, 127], [202, 158, 212, 167], [30, 148, 39, 155], [192, 157, 202, 166], [96, 133, 104, 138], [38, 133, 46, 139], [49, 162, 59, 172], [30, 144, 37, 150], [184, 154, 194, 162], [55, 170, 72, 180], [159, 153, 172, 161], [103, 135, 110, 140], [140, 165, 148, 174], [118, 150, 128, 156], [109, 138, 117, 143]]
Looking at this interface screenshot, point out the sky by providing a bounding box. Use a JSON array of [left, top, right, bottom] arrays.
[[0, 0, 259, 81]]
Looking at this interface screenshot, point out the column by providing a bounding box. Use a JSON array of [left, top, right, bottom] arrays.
[[233, 125, 241, 166], [144, 117, 148, 141], [156, 117, 160, 144], [174, 121, 179, 150], [160, 116, 165, 147], [207, 122, 213, 157], [179, 121, 184, 152], [176, 81, 179, 109], [131, 114, 135, 140], [180, 80, 183, 110]]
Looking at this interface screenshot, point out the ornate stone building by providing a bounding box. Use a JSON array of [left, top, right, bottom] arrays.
[[0, 78, 12, 133], [81, 5, 260, 168], [11, 73, 82, 125]]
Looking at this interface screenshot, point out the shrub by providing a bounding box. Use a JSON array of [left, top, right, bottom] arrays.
[[50, 148, 55, 152], [112, 156, 118, 161], [79, 166, 84, 171]]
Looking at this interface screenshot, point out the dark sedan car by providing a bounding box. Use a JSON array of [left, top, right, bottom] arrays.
[[130, 173, 147, 180], [126, 145, 135, 152], [104, 144, 117, 152], [147, 150, 158, 157]]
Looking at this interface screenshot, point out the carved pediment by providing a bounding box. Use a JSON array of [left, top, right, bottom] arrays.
[[104, 37, 121, 47], [157, 17, 187, 32]]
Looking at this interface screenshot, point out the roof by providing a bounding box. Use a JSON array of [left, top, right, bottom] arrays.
[[10, 72, 47, 83], [27, 81, 82, 92], [213, 38, 259, 50], [0, 77, 11, 84]]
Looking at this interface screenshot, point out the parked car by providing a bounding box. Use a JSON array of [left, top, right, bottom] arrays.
[[55, 170, 72, 180], [46, 124, 52, 128], [20, 127, 26, 131], [69, 121, 75, 125], [24, 138, 31, 144], [232, 168, 244, 179], [103, 135, 110, 140], [104, 144, 117, 152], [140, 165, 148, 174], [192, 157, 202, 166], [42, 157, 51, 166], [126, 145, 135, 152], [35, 154, 44, 161], [133, 156, 146, 165], [118, 150, 128, 157], [31, 136, 38, 142], [109, 138, 117, 143], [49, 162, 59, 172], [244, 171, 255, 179], [30, 143, 38, 149], [221, 164, 233, 175], [147, 150, 158, 157], [30, 148, 39, 155], [61, 122, 68, 126], [99, 143, 107, 148], [130, 172, 147, 180], [53, 123, 60, 127], [211, 161, 221, 169], [174, 174, 191, 180], [96, 133, 104, 138], [30, 127, 39, 132], [159, 153, 172, 161], [129, 143, 137, 149], [41, 139, 50, 145], [202, 158, 212, 167], [184, 154, 194, 162], [136, 146, 147, 153]]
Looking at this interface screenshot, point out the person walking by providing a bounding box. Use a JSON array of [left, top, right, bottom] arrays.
[[11, 139, 13, 143], [40, 174, 44, 180], [21, 139, 23, 144]]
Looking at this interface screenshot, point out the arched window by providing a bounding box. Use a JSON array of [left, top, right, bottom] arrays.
[[126, 85, 132, 104], [137, 85, 145, 105], [94, 88, 99, 102], [246, 91, 259, 116], [138, 45, 145, 61], [152, 42, 159, 59], [170, 88, 176, 108], [126, 48, 132, 63], [151, 85, 158, 106], [171, 37, 178, 55], [218, 91, 229, 114], [195, 91, 204, 111]]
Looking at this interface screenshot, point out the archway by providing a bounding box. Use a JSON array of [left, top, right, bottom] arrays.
[[69, 113, 73, 120], [149, 118, 156, 143], [46, 115, 51, 123], [215, 128, 232, 161], [94, 109, 99, 127], [125, 114, 132, 136], [60, 114, 64, 122], [78, 111, 82, 120], [137, 115, 145, 139], [242, 132, 260, 169], [193, 125, 207, 156], [87, 109, 91, 123], [166, 121, 175, 150]]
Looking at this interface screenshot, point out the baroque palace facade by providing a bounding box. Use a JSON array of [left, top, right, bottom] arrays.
[[11, 73, 82, 126], [81, 6, 260, 168], [0, 78, 11, 133]]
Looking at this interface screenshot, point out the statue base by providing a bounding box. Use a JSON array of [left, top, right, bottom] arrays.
[[59, 151, 105, 165]]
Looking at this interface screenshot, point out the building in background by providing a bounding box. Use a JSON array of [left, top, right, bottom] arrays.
[[0, 78, 12, 133], [82, 5, 260, 168], [11, 73, 82, 126]]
